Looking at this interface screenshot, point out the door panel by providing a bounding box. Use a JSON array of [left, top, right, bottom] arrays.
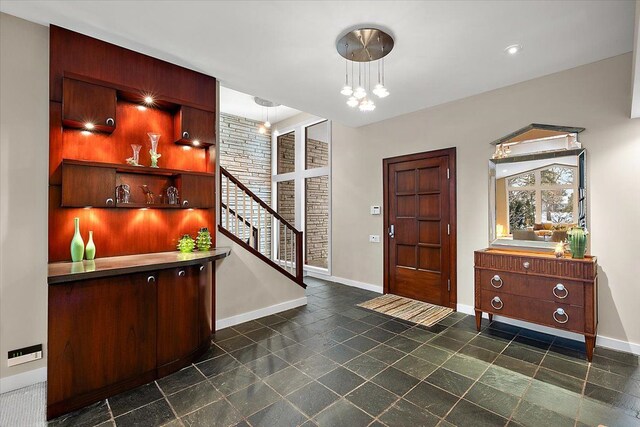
[[386, 152, 454, 306]]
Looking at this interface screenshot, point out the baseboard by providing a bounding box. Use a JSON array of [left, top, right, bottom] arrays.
[[215, 296, 308, 331], [457, 303, 640, 356], [307, 272, 383, 294], [0, 367, 47, 394]]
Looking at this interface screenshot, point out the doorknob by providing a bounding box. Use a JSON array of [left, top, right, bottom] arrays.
[[388, 224, 395, 238]]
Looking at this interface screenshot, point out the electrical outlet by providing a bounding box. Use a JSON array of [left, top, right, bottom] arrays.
[[369, 235, 380, 243], [7, 344, 42, 367]]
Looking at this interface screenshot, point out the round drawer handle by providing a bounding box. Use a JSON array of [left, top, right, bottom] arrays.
[[199, 264, 204, 271], [183, 131, 190, 139], [553, 308, 569, 324], [106, 117, 115, 126], [553, 284, 569, 299], [178, 270, 186, 277], [523, 262, 530, 269], [182, 200, 189, 207], [490, 296, 503, 310], [147, 275, 155, 283], [106, 198, 114, 205], [490, 275, 503, 288]]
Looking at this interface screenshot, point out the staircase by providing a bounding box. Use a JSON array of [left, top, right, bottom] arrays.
[[219, 167, 305, 288]]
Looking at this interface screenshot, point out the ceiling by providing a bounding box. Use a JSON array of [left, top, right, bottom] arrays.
[[0, 1, 635, 127], [220, 86, 301, 123]]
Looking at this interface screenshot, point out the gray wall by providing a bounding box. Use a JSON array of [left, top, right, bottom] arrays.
[[331, 53, 640, 349]]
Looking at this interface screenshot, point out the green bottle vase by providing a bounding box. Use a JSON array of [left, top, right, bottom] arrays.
[[85, 230, 96, 260], [568, 227, 587, 259], [70, 217, 85, 262]]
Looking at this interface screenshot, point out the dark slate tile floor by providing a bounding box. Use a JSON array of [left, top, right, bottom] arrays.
[[48, 277, 640, 427]]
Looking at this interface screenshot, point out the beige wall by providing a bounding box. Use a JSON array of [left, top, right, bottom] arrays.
[[215, 233, 306, 325], [0, 13, 49, 384], [332, 53, 640, 347]]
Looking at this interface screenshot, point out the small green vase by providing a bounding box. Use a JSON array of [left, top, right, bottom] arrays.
[[196, 227, 212, 252], [568, 227, 587, 259], [85, 230, 96, 260], [70, 217, 85, 262]]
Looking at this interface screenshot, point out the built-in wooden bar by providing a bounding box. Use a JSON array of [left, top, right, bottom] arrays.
[[48, 249, 230, 284]]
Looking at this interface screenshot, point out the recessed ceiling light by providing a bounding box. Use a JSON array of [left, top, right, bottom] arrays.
[[192, 140, 200, 146], [84, 122, 95, 130], [505, 44, 522, 55], [144, 96, 154, 104]]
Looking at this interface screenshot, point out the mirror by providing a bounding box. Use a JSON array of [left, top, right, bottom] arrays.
[[488, 124, 586, 251]]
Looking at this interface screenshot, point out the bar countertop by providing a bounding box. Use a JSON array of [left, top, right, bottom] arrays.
[[48, 248, 232, 284]]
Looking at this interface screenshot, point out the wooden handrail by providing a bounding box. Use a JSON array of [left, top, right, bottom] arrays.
[[221, 167, 299, 233]]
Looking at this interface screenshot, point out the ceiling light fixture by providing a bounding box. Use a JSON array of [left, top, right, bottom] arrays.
[[337, 27, 394, 112], [254, 97, 280, 132], [505, 44, 522, 55]]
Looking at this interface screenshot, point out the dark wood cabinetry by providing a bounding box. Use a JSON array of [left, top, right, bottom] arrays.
[[48, 271, 157, 417], [176, 174, 216, 208], [62, 78, 117, 133], [474, 249, 598, 360], [61, 163, 116, 207], [48, 261, 214, 419], [174, 106, 215, 147]]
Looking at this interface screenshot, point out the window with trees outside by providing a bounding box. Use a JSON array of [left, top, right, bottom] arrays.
[[507, 165, 577, 233]]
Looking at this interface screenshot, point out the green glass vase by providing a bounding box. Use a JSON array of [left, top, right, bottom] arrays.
[[568, 227, 587, 259], [85, 230, 96, 260], [70, 217, 85, 262]]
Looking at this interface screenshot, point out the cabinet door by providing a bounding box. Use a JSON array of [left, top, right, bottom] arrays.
[[176, 174, 215, 208], [62, 78, 117, 133], [48, 272, 157, 408], [156, 266, 200, 367], [174, 106, 215, 147], [62, 163, 116, 207], [198, 262, 213, 343]]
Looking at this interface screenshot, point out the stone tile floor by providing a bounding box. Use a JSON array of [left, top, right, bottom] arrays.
[[4, 276, 640, 426]]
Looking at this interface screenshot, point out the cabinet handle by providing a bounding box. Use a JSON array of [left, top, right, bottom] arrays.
[[147, 275, 155, 283], [553, 308, 569, 324], [199, 264, 204, 271], [106, 117, 115, 126], [183, 131, 190, 139], [106, 198, 114, 206], [490, 296, 503, 310], [523, 262, 530, 269], [178, 270, 186, 277], [182, 200, 189, 207], [553, 284, 569, 299], [490, 275, 503, 288]]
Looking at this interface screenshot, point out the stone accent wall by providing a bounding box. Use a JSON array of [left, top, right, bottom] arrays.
[[305, 139, 329, 269], [277, 132, 295, 174], [277, 180, 296, 261], [219, 113, 271, 256]]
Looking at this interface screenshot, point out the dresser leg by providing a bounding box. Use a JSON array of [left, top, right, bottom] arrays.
[[475, 310, 482, 331], [585, 335, 595, 362]]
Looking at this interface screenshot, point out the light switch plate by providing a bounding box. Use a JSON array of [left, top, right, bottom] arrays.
[[369, 235, 380, 243], [370, 206, 381, 215]]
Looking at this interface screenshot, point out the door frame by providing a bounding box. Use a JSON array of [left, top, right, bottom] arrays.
[[383, 148, 457, 309]]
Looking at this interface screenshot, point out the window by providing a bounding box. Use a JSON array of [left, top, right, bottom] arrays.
[[506, 165, 577, 233], [272, 119, 331, 273]]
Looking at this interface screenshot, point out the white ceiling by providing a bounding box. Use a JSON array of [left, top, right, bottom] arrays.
[[220, 86, 301, 123], [0, 1, 635, 127]]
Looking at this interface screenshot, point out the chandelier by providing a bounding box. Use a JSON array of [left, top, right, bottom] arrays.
[[337, 27, 394, 112], [254, 97, 280, 134]]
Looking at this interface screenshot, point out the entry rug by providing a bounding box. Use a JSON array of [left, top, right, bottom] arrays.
[[357, 294, 453, 327]]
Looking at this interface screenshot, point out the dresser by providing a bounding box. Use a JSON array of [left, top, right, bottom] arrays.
[[474, 248, 598, 361]]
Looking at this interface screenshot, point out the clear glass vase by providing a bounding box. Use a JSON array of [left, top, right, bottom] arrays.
[[127, 144, 142, 166], [148, 132, 161, 168]]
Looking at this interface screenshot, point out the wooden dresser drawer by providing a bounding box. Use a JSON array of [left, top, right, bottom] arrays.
[[474, 251, 531, 274], [480, 290, 585, 333], [479, 269, 584, 306]]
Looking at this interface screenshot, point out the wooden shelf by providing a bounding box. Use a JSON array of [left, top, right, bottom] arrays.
[[62, 158, 214, 177]]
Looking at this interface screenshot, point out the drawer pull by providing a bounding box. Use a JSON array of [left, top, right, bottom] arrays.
[[523, 262, 530, 269], [553, 284, 569, 299], [491, 296, 503, 310], [490, 275, 503, 288], [106, 198, 114, 206], [199, 264, 204, 271], [178, 270, 186, 277], [553, 308, 569, 324], [147, 275, 155, 283]]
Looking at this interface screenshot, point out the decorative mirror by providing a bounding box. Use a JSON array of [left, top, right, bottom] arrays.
[[488, 124, 587, 251]]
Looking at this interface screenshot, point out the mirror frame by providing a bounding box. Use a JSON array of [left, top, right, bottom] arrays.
[[489, 148, 587, 252]]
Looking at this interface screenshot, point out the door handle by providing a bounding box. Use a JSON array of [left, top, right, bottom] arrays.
[[389, 224, 394, 238]]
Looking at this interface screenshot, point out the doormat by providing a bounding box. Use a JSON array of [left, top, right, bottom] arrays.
[[357, 294, 454, 327]]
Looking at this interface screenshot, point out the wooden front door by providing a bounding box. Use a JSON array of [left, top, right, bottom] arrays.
[[384, 148, 456, 308]]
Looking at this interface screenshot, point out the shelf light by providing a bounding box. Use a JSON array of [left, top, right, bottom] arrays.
[[84, 122, 95, 130], [144, 96, 154, 105], [192, 140, 200, 147], [81, 130, 92, 136], [137, 105, 147, 111]]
